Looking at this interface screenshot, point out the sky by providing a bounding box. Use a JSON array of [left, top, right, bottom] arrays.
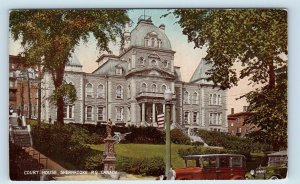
[[9, 9, 252, 113]]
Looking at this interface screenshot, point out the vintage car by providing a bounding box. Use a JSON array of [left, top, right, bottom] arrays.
[[250, 150, 287, 180], [175, 154, 246, 180]]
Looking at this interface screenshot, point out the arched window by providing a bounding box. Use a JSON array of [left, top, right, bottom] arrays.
[[151, 59, 157, 66], [151, 38, 155, 47], [151, 84, 157, 93], [139, 57, 144, 65], [86, 83, 93, 98], [158, 39, 162, 48], [141, 83, 147, 92], [144, 38, 149, 46], [184, 91, 190, 104], [161, 84, 167, 93], [193, 92, 199, 104], [97, 84, 105, 99], [116, 85, 123, 99], [163, 60, 169, 68]]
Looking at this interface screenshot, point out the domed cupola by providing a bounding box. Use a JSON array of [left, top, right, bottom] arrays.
[[129, 16, 172, 50]]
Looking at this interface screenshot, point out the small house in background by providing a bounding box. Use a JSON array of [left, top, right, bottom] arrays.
[[227, 107, 259, 137]]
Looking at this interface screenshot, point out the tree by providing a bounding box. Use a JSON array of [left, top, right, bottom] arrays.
[[10, 10, 129, 127], [172, 9, 287, 150]]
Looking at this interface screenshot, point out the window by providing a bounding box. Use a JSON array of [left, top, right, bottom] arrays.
[[86, 106, 93, 121], [128, 85, 131, 98], [127, 107, 131, 122], [202, 157, 217, 168], [193, 112, 198, 124], [151, 37, 155, 47], [116, 68, 122, 75], [97, 84, 105, 98], [116, 107, 124, 121], [141, 83, 147, 92], [128, 59, 131, 70], [184, 111, 190, 124], [219, 157, 230, 168], [209, 113, 222, 125], [231, 123, 234, 127], [116, 85, 123, 99], [144, 38, 149, 46], [193, 92, 199, 104], [184, 91, 190, 104], [97, 106, 104, 121], [158, 39, 162, 48], [139, 57, 145, 65], [86, 83, 93, 98], [163, 60, 169, 68], [151, 84, 157, 93], [218, 94, 222, 105], [209, 93, 221, 105], [243, 106, 248, 112], [161, 85, 167, 93], [237, 127, 242, 133], [231, 157, 243, 167], [151, 59, 157, 66]]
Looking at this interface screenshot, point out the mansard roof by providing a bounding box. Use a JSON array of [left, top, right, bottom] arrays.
[[130, 18, 172, 50], [67, 53, 82, 67], [189, 59, 213, 83], [92, 59, 127, 75]]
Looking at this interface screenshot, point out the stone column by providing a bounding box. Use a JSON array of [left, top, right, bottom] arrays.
[[152, 103, 156, 126], [141, 103, 146, 125], [163, 104, 166, 114]]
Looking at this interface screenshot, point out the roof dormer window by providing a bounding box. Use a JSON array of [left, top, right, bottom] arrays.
[[116, 67, 122, 75]]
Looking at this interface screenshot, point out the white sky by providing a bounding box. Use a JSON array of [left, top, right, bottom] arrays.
[[9, 9, 253, 113]]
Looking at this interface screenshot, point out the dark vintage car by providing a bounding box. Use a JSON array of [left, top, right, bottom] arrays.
[[250, 150, 287, 180], [175, 154, 246, 180]]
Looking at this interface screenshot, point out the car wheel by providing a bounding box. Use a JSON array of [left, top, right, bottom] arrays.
[[269, 175, 280, 180]]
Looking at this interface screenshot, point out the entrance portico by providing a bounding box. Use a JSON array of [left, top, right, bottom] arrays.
[[137, 92, 176, 127]]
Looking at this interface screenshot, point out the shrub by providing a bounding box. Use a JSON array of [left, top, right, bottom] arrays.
[[170, 128, 191, 145], [116, 156, 165, 176], [178, 146, 233, 158]]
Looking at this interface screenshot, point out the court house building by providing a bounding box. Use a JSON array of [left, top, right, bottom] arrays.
[[42, 16, 228, 132]]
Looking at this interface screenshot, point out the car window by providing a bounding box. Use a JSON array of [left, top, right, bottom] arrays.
[[219, 157, 230, 168], [186, 159, 201, 167], [231, 156, 243, 167], [202, 157, 217, 168]]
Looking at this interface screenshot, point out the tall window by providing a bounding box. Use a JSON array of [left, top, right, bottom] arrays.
[[151, 38, 155, 47], [116, 107, 124, 121], [218, 94, 222, 105], [116, 68, 122, 75], [127, 107, 131, 122], [97, 106, 104, 121], [151, 84, 157, 93], [184, 91, 190, 104], [97, 84, 105, 99], [184, 111, 190, 124], [158, 40, 162, 48], [209, 113, 222, 125], [144, 38, 149, 46], [139, 57, 145, 65], [116, 85, 123, 99], [193, 112, 198, 124], [193, 92, 199, 104], [163, 60, 169, 68], [151, 59, 157, 66], [161, 84, 167, 93], [86, 106, 93, 121], [141, 83, 147, 92], [86, 83, 93, 98], [209, 93, 221, 105]]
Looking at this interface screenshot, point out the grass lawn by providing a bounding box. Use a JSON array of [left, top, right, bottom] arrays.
[[88, 144, 194, 169]]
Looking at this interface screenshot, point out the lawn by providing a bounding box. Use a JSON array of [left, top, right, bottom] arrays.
[[88, 144, 194, 169]]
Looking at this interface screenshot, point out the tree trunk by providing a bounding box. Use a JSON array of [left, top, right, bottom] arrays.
[[53, 64, 65, 127], [37, 77, 42, 126]]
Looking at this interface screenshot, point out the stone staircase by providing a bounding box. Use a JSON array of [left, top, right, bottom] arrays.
[[172, 122, 208, 146]]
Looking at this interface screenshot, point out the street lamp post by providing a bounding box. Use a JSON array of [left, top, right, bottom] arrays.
[[164, 88, 173, 177]]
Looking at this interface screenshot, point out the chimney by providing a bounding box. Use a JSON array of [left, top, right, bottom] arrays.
[[231, 108, 234, 115], [159, 24, 165, 32]]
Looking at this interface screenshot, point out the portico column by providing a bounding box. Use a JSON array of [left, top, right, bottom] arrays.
[[163, 104, 165, 114], [141, 103, 146, 124], [152, 103, 156, 126]]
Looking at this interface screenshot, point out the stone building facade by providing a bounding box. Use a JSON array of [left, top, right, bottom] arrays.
[[41, 17, 228, 132]]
